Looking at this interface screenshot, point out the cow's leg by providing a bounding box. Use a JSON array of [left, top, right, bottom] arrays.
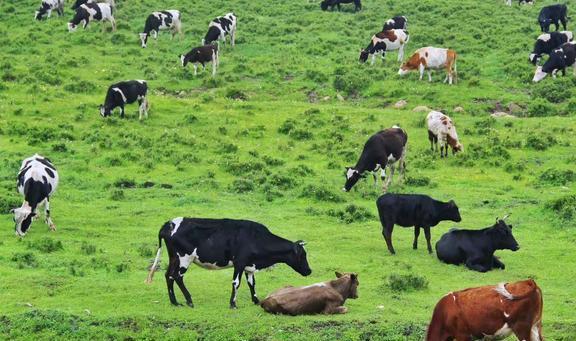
[[554, 21, 560, 31], [323, 303, 348, 314], [47, 9, 52, 18], [229, 266, 243, 309], [110, 17, 116, 31], [382, 222, 396, 255], [380, 167, 386, 182], [165, 258, 181, 306], [492, 256, 505, 269], [244, 271, 259, 304], [212, 51, 217, 76], [371, 53, 376, 66], [511, 323, 533, 341], [419, 64, 425, 80], [44, 198, 56, 231], [413, 227, 420, 250], [423, 227, 433, 254], [465, 257, 489, 272], [119, 105, 125, 118], [372, 171, 378, 187], [231, 29, 236, 46], [398, 45, 404, 62], [382, 163, 394, 192], [174, 276, 194, 307], [427, 70, 433, 82], [193, 63, 198, 76], [561, 18, 567, 30]]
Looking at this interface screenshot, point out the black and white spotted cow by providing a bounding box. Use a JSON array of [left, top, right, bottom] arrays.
[[12, 154, 59, 237], [533, 42, 576, 82], [538, 4, 568, 32], [146, 218, 312, 309], [202, 13, 237, 47], [71, 0, 114, 10], [139, 10, 182, 48], [320, 0, 362, 12], [99, 80, 149, 119], [382, 16, 407, 31], [359, 29, 409, 65], [68, 2, 116, 32], [529, 31, 573, 64], [35, 0, 64, 20], [180, 45, 219, 76]]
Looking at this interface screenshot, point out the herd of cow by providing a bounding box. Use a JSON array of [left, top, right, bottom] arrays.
[[16, 0, 553, 340]]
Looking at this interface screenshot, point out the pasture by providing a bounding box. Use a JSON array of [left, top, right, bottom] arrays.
[[0, 0, 575, 339]]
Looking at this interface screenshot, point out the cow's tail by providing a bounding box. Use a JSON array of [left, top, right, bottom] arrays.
[[145, 233, 163, 284], [495, 280, 538, 300]]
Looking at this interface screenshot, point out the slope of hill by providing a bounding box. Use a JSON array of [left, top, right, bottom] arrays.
[[0, 0, 575, 339]]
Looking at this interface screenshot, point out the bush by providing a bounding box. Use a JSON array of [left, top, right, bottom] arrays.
[[225, 88, 247, 100], [229, 179, 255, 193], [63, 80, 96, 94], [405, 175, 434, 187], [525, 134, 557, 150], [326, 204, 375, 224], [300, 184, 344, 203], [11, 252, 38, 268], [531, 78, 572, 103], [387, 274, 429, 292], [113, 178, 136, 188], [0, 196, 21, 214], [527, 98, 559, 117], [333, 68, 371, 96], [81, 242, 97, 255], [547, 195, 576, 221], [539, 168, 575, 186], [27, 238, 63, 253], [110, 189, 125, 201]]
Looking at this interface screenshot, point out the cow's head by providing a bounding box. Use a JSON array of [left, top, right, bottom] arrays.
[[99, 105, 112, 117], [443, 200, 462, 222], [287, 240, 312, 276], [528, 53, 541, 65], [12, 207, 36, 237], [490, 219, 520, 252], [343, 167, 363, 192], [180, 54, 188, 67], [398, 64, 412, 76], [532, 65, 548, 82], [335, 272, 359, 299], [320, 0, 329, 10], [68, 22, 79, 32], [139, 33, 148, 48], [539, 19, 552, 32], [359, 49, 370, 63]]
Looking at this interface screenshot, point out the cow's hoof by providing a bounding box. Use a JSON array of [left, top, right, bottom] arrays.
[[186, 302, 194, 308], [229, 305, 237, 310], [171, 302, 183, 307], [412, 245, 418, 250], [252, 298, 260, 305]]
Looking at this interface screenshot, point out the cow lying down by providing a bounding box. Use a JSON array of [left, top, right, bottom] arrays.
[[260, 272, 358, 315]]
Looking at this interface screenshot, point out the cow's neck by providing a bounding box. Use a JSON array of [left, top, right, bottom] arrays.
[[328, 278, 351, 301]]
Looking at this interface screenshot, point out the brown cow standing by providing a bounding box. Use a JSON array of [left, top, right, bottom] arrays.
[[426, 279, 543, 341], [260, 272, 359, 315]]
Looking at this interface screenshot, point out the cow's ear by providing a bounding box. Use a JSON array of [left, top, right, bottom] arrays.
[[335, 271, 343, 278], [449, 200, 455, 207], [351, 273, 358, 281], [508, 224, 513, 229]]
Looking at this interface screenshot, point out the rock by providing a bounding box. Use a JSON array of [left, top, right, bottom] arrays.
[[508, 103, 522, 114], [491, 111, 516, 118], [412, 105, 430, 112], [492, 101, 504, 113], [307, 91, 318, 103], [322, 96, 331, 101], [394, 100, 407, 109], [336, 94, 345, 101], [453, 106, 465, 113]]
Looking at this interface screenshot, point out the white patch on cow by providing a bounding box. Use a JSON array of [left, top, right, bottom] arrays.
[[387, 154, 397, 162], [177, 252, 193, 270], [346, 168, 357, 180], [539, 33, 551, 42], [483, 323, 513, 340], [170, 217, 184, 236], [180, 55, 186, 67], [531, 323, 541, 341], [494, 283, 515, 300], [112, 87, 127, 103], [503, 311, 510, 318], [136, 80, 146, 84], [244, 264, 257, 272], [302, 282, 327, 289], [246, 272, 255, 285]]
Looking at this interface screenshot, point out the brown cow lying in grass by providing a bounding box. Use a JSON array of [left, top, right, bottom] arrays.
[[260, 272, 359, 315]]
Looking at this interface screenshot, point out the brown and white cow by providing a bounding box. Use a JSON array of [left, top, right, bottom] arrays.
[[426, 279, 543, 341], [427, 111, 462, 157], [260, 272, 359, 315], [398, 47, 457, 84], [359, 29, 409, 65]]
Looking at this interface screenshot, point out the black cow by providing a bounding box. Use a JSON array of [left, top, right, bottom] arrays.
[[382, 16, 407, 30], [376, 194, 462, 254], [35, 0, 64, 20], [529, 31, 574, 65], [180, 45, 219, 76], [203, 13, 237, 47], [12, 154, 59, 237], [343, 126, 407, 192], [99, 80, 149, 119], [538, 4, 568, 32], [320, 0, 362, 11], [146, 218, 312, 308], [533, 42, 576, 82], [139, 10, 182, 48], [68, 2, 116, 32], [435, 217, 519, 272]]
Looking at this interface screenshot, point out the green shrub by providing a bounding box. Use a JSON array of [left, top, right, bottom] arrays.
[[333, 68, 371, 96], [27, 238, 63, 253], [326, 204, 375, 224], [531, 78, 572, 103], [539, 169, 575, 186], [547, 195, 576, 221], [81, 242, 97, 255], [113, 178, 136, 188], [300, 184, 344, 203], [527, 98, 559, 117], [405, 175, 434, 187], [11, 252, 38, 268], [110, 189, 125, 201], [63, 80, 96, 94], [229, 179, 255, 193], [526, 134, 557, 150], [225, 88, 247, 100], [0, 196, 21, 214], [387, 274, 429, 292]]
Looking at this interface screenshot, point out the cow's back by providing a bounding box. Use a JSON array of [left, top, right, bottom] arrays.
[[377, 193, 432, 226], [261, 285, 340, 315], [435, 229, 464, 264]]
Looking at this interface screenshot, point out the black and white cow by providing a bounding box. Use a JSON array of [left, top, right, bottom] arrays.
[[12, 154, 59, 237], [71, 0, 114, 10], [320, 0, 362, 12], [35, 0, 64, 20], [382, 16, 407, 31], [436, 217, 519, 272], [202, 13, 237, 47], [343, 126, 407, 192], [376, 194, 461, 255], [99, 80, 149, 119], [139, 10, 182, 48], [180, 45, 219, 76], [506, 0, 533, 5], [538, 4, 568, 32], [529, 31, 573, 64], [68, 2, 115, 32], [533, 42, 576, 82], [359, 29, 409, 65], [145, 218, 312, 309]]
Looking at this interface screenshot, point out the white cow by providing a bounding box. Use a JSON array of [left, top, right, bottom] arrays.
[[426, 111, 463, 157]]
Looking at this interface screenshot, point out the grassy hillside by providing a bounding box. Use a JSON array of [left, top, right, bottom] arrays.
[[1, 0, 575, 339]]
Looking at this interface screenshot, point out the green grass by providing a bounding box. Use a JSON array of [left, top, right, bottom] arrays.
[[1, 0, 576, 339]]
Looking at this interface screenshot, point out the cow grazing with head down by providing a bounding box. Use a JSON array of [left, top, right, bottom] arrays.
[[426, 279, 543, 341], [359, 29, 409, 65], [146, 218, 312, 309], [529, 31, 573, 65], [71, 0, 114, 10], [320, 0, 362, 12], [382, 16, 407, 30], [260, 272, 359, 315], [538, 4, 568, 32], [376, 194, 461, 255], [398, 46, 457, 84], [203, 13, 237, 47], [343, 126, 407, 193], [427, 111, 463, 157], [100, 80, 149, 119], [68, 2, 115, 32], [139, 10, 182, 48], [180, 45, 219, 76], [35, 0, 64, 20], [533, 41, 576, 82], [12, 154, 59, 237], [436, 216, 519, 272]]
